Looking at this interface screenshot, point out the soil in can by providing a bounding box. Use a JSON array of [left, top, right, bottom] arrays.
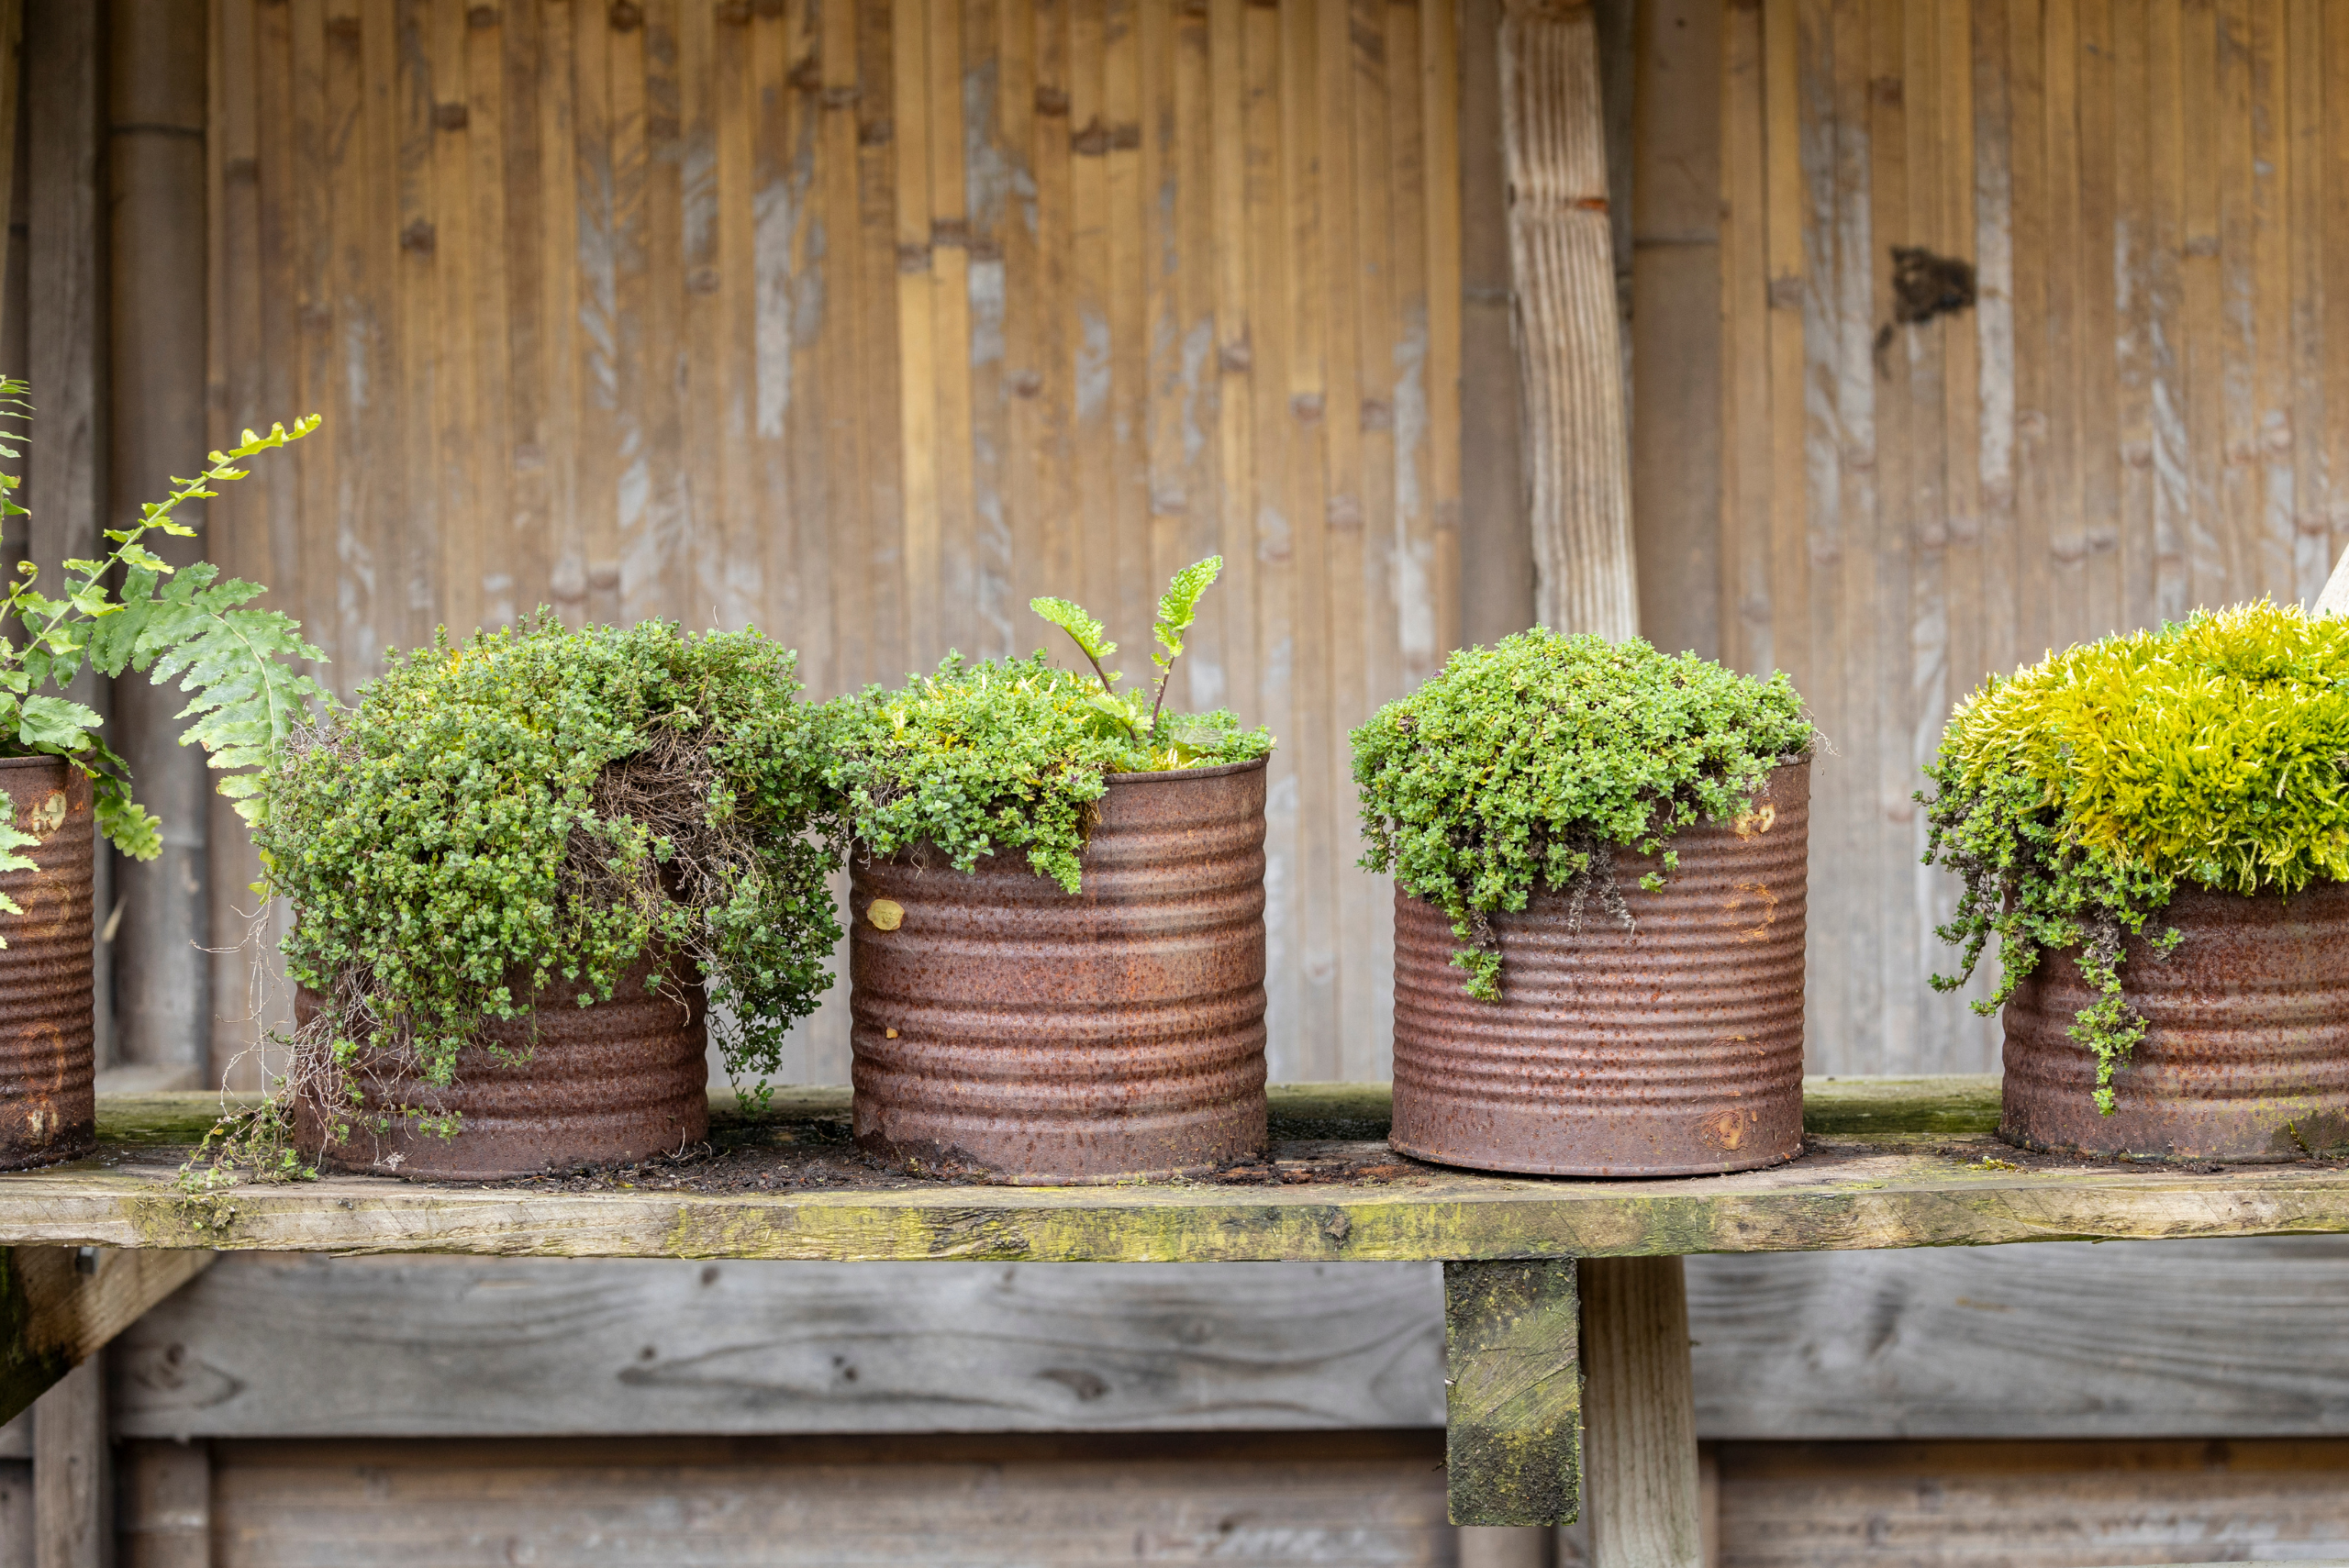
[[1390, 760, 1809, 1177], [849, 757, 1268, 1184]]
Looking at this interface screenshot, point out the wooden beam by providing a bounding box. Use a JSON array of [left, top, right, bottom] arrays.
[[1582, 1255, 1700, 1567], [0, 0, 22, 335], [0, 1248, 214, 1426], [31, 1353, 102, 1568], [1443, 1258, 1580, 1527], [23, 0, 112, 1065], [106, 0, 215, 1083], [1500, 0, 1636, 639]]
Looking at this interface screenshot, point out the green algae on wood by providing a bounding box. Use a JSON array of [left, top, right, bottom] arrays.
[[1443, 1259, 1580, 1526]]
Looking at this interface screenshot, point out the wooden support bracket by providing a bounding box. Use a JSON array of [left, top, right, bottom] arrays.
[[1583, 1255, 1702, 1568], [1443, 1258, 1581, 1527], [0, 1248, 214, 1425]]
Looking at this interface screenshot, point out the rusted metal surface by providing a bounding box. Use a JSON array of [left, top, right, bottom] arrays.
[[0, 755, 96, 1169], [2002, 878, 2349, 1162], [1390, 760, 1809, 1177], [303, 953, 709, 1182], [849, 757, 1269, 1184]]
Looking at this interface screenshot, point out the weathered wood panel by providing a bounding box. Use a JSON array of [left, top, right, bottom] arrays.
[[1714, 1439, 2349, 1567], [204, 0, 1464, 1089], [203, 1432, 1457, 1567], [1687, 1236, 2349, 1440], [112, 1257, 1446, 1438], [1668, 0, 2349, 1076], [106, 1237, 2349, 1446]]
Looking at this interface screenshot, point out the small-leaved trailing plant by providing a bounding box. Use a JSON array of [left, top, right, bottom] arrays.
[[824, 557, 1272, 893], [1353, 629, 1813, 999], [194, 616, 842, 1189], [0, 377, 327, 938], [1920, 600, 2349, 1112]]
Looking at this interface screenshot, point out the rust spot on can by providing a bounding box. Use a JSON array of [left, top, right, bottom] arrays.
[[849, 758, 1269, 1184], [1390, 760, 1809, 1177], [2001, 878, 2349, 1162], [298, 952, 708, 1182], [0, 756, 95, 1170]]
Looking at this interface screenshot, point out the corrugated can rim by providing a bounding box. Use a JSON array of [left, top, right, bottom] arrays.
[[0, 755, 65, 772], [1101, 755, 1271, 785]]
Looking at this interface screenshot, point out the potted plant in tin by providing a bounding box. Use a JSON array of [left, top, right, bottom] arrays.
[[1353, 630, 1815, 1177], [825, 558, 1275, 1184], [242, 615, 841, 1182], [1923, 601, 2349, 1162], [0, 384, 323, 1169]]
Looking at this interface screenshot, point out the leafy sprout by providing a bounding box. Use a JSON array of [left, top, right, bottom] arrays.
[[1029, 556, 1231, 754], [1920, 600, 2349, 1112], [830, 561, 1269, 895]]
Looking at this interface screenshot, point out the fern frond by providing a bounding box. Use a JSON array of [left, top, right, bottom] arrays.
[[154, 605, 334, 824]]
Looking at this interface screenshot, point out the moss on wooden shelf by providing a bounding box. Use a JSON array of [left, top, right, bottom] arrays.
[[9, 1074, 2340, 1262]]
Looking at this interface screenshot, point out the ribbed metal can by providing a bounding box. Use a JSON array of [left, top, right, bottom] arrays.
[[2001, 878, 2349, 1162], [299, 952, 709, 1182], [1390, 759, 1809, 1177], [849, 756, 1268, 1184], [0, 755, 96, 1170]]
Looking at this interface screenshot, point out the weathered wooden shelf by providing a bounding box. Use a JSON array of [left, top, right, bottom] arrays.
[[8, 1074, 2344, 1262], [9, 1073, 2348, 1537]]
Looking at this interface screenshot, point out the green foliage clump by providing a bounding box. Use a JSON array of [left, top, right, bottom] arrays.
[[0, 380, 328, 939], [828, 560, 1272, 894], [1922, 600, 2349, 1110], [1352, 629, 1813, 999], [254, 615, 841, 1139]]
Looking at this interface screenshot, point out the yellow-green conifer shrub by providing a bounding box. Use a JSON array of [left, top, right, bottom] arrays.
[[1922, 600, 2349, 1110]]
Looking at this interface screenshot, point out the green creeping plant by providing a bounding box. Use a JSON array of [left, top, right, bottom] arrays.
[[827, 559, 1273, 895], [256, 616, 842, 1106], [1920, 599, 2349, 1113], [0, 378, 328, 944], [1352, 628, 1813, 1001]]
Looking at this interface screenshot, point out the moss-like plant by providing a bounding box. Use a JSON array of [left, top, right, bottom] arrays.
[[1921, 600, 2349, 1110], [825, 559, 1273, 893], [1352, 629, 1812, 999], [248, 615, 841, 1156]]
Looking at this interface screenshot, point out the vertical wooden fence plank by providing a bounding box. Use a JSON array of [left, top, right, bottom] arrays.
[[1502, 0, 1635, 641], [2284, 0, 2326, 602], [1583, 1256, 1701, 1568], [1628, 0, 1721, 665], [1243, 0, 1300, 1078], [1720, 0, 1770, 681], [1279, 0, 1339, 1081], [31, 1353, 103, 1568], [464, 1, 516, 631], [1420, 0, 1464, 664]]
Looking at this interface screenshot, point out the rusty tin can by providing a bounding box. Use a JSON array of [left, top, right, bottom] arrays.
[[0, 755, 95, 1169], [1390, 759, 1809, 1177], [849, 756, 1269, 1184], [301, 952, 709, 1182], [2001, 878, 2349, 1162]]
